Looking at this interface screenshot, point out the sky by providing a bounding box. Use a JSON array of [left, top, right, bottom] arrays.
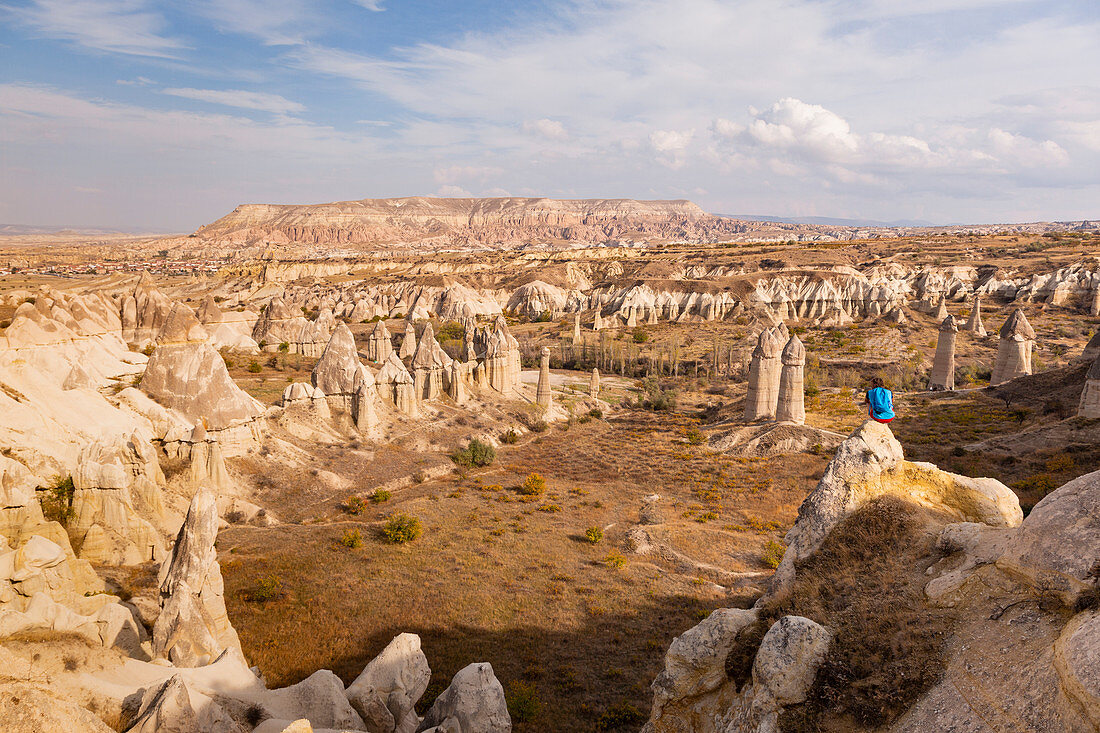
[[1, 0, 1098, 231]]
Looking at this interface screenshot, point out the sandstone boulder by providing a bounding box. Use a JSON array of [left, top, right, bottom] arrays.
[[346, 632, 431, 733], [416, 663, 510, 733]]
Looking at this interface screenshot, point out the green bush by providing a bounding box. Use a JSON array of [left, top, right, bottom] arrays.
[[535, 310, 553, 323], [370, 489, 392, 503], [39, 475, 75, 526], [528, 419, 548, 433], [594, 702, 645, 731], [632, 328, 649, 343], [247, 360, 262, 373], [244, 575, 283, 602], [604, 551, 626, 569], [588, 408, 603, 419], [584, 526, 604, 544], [1011, 474, 1058, 496], [344, 496, 369, 515], [501, 428, 519, 444], [686, 428, 705, 445], [506, 681, 541, 723], [340, 529, 364, 548], [762, 540, 786, 569], [519, 473, 546, 496], [383, 514, 422, 544], [437, 320, 466, 340], [451, 439, 496, 468]]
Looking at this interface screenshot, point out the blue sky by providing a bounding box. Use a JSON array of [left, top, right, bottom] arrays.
[[1, 0, 1098, 231]]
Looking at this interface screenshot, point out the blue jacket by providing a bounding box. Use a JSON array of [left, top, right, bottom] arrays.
[[868, 387, 895, 420]]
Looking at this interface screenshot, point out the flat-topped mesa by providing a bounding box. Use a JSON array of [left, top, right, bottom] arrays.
[[192, 196, 727, 250], [1079, 355, 1100, 418], [377, 351, 417, 416], [929, 315, 958, 391], [536, 348, 552, 409], [991, 308, 1036, 385], [965, 295, 987, 337], [775, 334, 806, 424], [744, 327, 784, 422], [366, 320, 392, 363], [411, 322, 452, 401], [399, 320, 417, 359]]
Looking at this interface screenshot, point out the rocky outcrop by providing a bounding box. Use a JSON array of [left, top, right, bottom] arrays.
[[590, 368, 600, 398], [142, 305, 263, 446], [1079, 355, 1100, 418], [153, 490, 242, 667], [368, 320, 393, 363], [964, 295, 987, 337], [378, 352, 417, 416], [535, 347, 552, 409], [312, 323, 369, 410], [411, 323, 452, 402], [399, 321, 417, 360], [744, 327, 783, 422], [775, 334, 805, 424], [928, 314, 957, 391], [990, 308, 1035, 385], [346, 633, 431, 733], [416, 662, 510, 733]]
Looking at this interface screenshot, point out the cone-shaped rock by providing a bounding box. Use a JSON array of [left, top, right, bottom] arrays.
[[931, 296, 949, 321], [1079, 355, 1100, 418], [412, 322, 452, 401], [929, 315, 958, 391], [377, 352, 417, 416], [367, 320, 393, 363], [965, 295, 987, 337], [311, 323, 362, 398], [775, 334, 806, 424], [399, 321, 417, 359], [536, 347, 552, 409], [153, 490, 242, 666], [1083, 330, 1100, 362], [991, 309, 1035, 385], [744, 327, 784, 421], [447, 360, 467, 405]]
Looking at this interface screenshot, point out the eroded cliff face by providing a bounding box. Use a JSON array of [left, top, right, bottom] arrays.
[[191, 197, 753, 251]]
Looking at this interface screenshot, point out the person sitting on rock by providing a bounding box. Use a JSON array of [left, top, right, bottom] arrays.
[[864, 376, 895, 423]]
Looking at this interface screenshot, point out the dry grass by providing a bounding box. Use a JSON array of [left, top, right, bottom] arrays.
[[724, 497, 957, 732], [221, 407, 825, 731]]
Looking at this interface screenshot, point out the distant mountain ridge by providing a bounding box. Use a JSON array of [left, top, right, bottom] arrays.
[[726, 214, 937, 228]]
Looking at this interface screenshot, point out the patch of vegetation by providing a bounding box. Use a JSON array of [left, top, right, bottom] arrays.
[[370, 489, 392, 503], [593, 701, 646, 730], [588, 408, 603, 419], [247, 360, 263, 373], [639, 377, 677, 412], [519, 473, 547, 496], [528, 418, 549, 433], [38, 475, 75, 526], [382, 514, 422, 544], [344, 496, 369, 515], [1011, 473, 1058, 496], [603, 552, 626, 570], [437, 320, 466, 341], [727, 497, 958, 730], [244, 575, 284, 603], [339, 529, 364, 548], [762, 539, 785, 569], [584, 526, 604, 544], [632, 328, 649, 343], [451, 439, 496, 468], [686, 427, 705, 445], [506, 680, 541, 723], [501, 428, 520, 444]]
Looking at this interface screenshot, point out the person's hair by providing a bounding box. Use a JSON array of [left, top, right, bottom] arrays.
[[870, 377, 884, 389]]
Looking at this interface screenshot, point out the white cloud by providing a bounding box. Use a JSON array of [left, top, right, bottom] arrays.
[[191, 0, 316, 45], [8, 0, 184, 58], [988, 128, 1069, 167], [352, 0, 385, 10], [650, 129, 694, 152], [522, 119, 566, 140], [436, 184, 472, 197], [161, 88, 306, 115]]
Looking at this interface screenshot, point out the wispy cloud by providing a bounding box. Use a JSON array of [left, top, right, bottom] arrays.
[[191, 0, 317, 45], [161, 87, 306, 115], [7, 0, 185, 58], [352, 0, 385, 11]]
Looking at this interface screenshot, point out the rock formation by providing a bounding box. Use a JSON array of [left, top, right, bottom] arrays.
[[368, 320, 393, 363], [483, 316, 520, 395], [964, 295, 987, 337], [928, 314, 957, 391], [744, 327, 784, 422], [1083, 329, 1100, 362], [399, 321, 417, 359], [411, 323, 452, 402], [311, 323, 368, 411], [590, 368, 600, 398], [153, 490, 242, 667], [931, 295, 949, 321], [377, 352, 417, 416], [1079, 354, 1100, 418], [417, 662, 511, 733], [345, 632, 430, 733], [775, 335, 805, 424], [142, 303, 263, 444], [536, 347, 552, 409], [991, 308, 1035, 385]]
